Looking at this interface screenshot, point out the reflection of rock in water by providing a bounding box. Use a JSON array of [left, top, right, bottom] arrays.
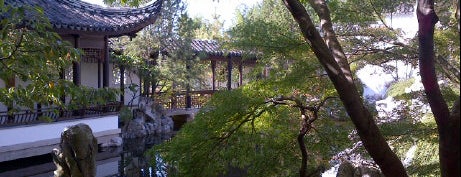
[[119, 134, 173, 177]]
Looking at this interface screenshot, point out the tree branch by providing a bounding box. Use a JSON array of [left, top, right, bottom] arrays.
[[0, 30, 24, 61], [283, 0, 408, 176]]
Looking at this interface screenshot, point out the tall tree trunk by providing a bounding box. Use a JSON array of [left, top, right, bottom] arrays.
[[282, 0, 408, 176], [417, 0, 460, 176]]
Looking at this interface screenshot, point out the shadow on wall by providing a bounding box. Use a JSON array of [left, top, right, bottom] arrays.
[[172, 114, 189, 131]]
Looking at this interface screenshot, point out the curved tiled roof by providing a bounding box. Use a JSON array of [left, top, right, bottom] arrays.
[[190, 39, 246, 58], [160, 39, 258, 61], [5, 0, 163, 37], [191, 39, 258, 60]]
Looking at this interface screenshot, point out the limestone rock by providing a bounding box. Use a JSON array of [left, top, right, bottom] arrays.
[[52, 123, 97, 177], [336, 161, 383, 177], [123, 118, 148, 138]]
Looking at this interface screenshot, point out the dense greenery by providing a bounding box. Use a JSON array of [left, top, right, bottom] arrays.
[[0, 3, 118, 110], [152, 0, 459, 176], [154, 58, 354, 176], [1, 0, 458, 176]]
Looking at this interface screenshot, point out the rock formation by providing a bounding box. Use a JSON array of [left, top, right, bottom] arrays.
[[122, 102, 174, 139], [52, 123, 97, 177]]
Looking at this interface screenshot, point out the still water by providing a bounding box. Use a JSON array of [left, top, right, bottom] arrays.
[[0, 134, 172, 177]]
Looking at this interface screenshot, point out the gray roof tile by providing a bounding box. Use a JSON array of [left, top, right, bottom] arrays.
[[5, 0, 162, 37]]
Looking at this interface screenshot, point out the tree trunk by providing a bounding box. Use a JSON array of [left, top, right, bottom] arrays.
[[282, 0, 408, 176], [417, 0, 460, 176]]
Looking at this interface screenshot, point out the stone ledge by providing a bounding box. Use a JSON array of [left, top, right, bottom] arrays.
[[0, 129, 120, 162]]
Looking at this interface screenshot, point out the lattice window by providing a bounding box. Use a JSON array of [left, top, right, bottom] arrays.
[[81, 48, 102, 63]]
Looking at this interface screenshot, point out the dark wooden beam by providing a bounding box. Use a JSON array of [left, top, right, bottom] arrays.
[[120, 65, 125, 104], [103, 36, 110, 88], [227, 56, 232, 90], [238, 62, 243, 87], [6, 76, 15, 122], [186, 61, 191, 108], [59, 68, 65, 104], [98, 59, 101, 88], [72, 34, 81, 86], [211, 60, 216, 91]]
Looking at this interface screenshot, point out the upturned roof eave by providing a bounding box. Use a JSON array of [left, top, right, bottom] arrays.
[[53, 16, 160, 37], [5, 0, 163, 37]]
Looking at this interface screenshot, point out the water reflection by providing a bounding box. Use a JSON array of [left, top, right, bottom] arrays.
[[0, 134, 172, 177], [103, 134, 172, 177]]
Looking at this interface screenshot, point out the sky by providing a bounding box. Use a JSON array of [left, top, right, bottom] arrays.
[[81, 0, 261, 29]]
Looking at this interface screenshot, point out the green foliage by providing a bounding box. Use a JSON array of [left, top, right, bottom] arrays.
[[386, 78, 415, 99], [440, 84, 460, 107], [118, 106, 133, 124], [0, 4, 82, 109], [193, 15, 226, 40], [379, 117, 440, 176], [229, 0, 307, 58], [327, 0, 414, 24], [67, 87, 119, 109], [153, 86, 353, 176], [152, 55, 352, 176]]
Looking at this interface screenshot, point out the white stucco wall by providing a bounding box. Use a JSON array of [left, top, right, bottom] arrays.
[[78, 62, 141, 106], [0, 115, 119, 148], [81, 62, 99, 88], [122, 69, 141, 105]]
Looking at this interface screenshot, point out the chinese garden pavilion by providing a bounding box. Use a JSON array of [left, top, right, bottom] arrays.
[[0, 0, 163, 162], [4, 0, 163, 105]]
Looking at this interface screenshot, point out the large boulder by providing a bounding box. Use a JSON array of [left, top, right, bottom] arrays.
[[52, 123, 97, 177], [123, 118, 148, 138]]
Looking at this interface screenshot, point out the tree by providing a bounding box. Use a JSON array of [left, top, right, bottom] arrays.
[[0, 4, 77, 109], [282, 0, 459, 176], [282, 0, 408, 176], [112, 0, 459, 176], [154, 62, 353, 176], [416, 0, 460, 176], [154, 2, 356, 176]]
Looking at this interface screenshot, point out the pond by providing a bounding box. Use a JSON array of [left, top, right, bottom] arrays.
[[0, 134, 172, 177]]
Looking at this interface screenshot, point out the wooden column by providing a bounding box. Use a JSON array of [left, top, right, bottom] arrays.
[[103, 36, 110, 88], [98, 58, 101, 88], [211, 60, 216, 91], [185, 60, 191, 109], [120, 65, 125, 104], [37, 103, 42, 117], [6, 76, 15, 122], [72, 35, 81, 86], [59, 68, 66, 104], [143, 79, 150, 97], [227, 56, 232, 90], [238, 62, 243, 87]]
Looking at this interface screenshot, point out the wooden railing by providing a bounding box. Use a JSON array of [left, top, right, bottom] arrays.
[[154, 90, 215, 110], [0, 102, 121, 127]]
